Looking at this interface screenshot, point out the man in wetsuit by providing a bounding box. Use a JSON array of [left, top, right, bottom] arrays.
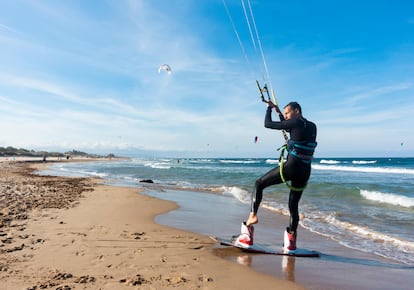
[[234, 101, 317, 251]]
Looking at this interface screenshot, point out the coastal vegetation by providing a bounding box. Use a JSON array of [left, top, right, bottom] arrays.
[[0, 146, 115, 158]]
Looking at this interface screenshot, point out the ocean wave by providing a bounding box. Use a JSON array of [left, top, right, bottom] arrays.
[[40, 166, 108, 178], [319, 159, 377, 165], [188, 159, 212, 163], [360, 190, 414, 208], [352, 160, 377, 164], [312, 164, 414, 175], [320, 159, 341, 164], [301, 211, 414, 264], [207, 185, 250, 203], [144, 162, 171, 169], [262, 203, 290, 216], [327, 215, 414, 250], [265, 159, 279, 164], [82, 170, 108, 178], [219, 159, 260, 164]]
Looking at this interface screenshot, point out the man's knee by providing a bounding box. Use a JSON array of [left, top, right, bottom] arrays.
[[254, 177, 265, 189]]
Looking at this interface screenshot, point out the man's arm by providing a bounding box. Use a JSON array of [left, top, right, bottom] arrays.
[[264, 107, 296, 130]]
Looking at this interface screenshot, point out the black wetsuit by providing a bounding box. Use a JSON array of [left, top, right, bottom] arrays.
[[251, 107, 317, 233]]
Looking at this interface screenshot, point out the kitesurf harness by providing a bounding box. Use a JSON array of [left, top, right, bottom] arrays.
[[286, 139, 317, 164], [278, 140, 317, 192]]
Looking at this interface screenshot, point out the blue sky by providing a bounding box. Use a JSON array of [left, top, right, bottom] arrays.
[[0, 0, 413, 158]]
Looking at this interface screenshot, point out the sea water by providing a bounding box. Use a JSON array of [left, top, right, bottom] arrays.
[[42, 157, 414, 265]]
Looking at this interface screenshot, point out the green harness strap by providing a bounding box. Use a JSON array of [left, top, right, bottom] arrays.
[[279, 145, 307, 192]]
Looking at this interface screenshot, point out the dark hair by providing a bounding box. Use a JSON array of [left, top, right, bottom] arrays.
[[285, 102, 302, 114]]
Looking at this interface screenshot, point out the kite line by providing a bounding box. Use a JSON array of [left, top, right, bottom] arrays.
[[222, 0, 287, 142], [223, 1, 311, 192]]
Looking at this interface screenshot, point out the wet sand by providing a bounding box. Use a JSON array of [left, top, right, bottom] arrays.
[[0, 161, 301, 289], [144, 187, 414, 290]]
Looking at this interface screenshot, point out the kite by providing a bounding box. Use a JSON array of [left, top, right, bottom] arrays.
[[158, 64, 172, 75]]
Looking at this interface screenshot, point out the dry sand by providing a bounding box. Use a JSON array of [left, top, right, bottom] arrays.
[[0, 161, 303, 290]]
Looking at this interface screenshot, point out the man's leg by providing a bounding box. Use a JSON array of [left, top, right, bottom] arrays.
[[284, 189, 303, 251], [247, 166, 283, 225], [235, 166, 284, 247], [288, 189, 303, 233]]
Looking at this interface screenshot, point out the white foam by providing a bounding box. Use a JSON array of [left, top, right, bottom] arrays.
[[219, 159, 260, 164], [312, 164, 414, 175], [352, 160, 377, 164], [262, 203, 290, 216], [326, 215, 414, 250], [360, 190, 414, 208], [144, 162, 171, 169], [320, 159, 341, 164], [301, 211, 414, 264], [218, 186, 250, 203], [188, 159, 212, 163]]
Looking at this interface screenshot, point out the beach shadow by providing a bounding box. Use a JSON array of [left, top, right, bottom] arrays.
[[320, 253, 414, 270]]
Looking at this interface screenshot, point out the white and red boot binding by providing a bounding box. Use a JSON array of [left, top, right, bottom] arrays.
[[283, 227, 297, 252], [233, 222, 254, 248]]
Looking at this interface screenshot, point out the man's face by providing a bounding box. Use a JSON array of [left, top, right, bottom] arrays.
[[284, 106, 300, 120]]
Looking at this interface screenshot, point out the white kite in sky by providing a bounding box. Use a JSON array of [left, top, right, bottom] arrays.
[[158, 64, 172, 75]]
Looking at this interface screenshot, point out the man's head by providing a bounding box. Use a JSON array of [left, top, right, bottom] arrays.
[[283, 102, 302, 120]]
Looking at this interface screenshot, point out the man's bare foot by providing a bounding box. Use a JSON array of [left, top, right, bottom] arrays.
[[246, 212, 258, 226]]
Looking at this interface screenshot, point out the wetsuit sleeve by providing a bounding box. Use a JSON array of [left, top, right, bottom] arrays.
[[265, 107, 295, 130]]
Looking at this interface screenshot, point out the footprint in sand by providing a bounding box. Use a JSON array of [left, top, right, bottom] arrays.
[[94, 254, 104, 263], [120, 230, 146, 240], [70, 232, 87, 237], [75, 250, 86, 257], [132, 232, 145, 240], [119, 274, 148, 286]]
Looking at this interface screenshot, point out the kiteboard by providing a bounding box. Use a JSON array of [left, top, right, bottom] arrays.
[[210, 236, 320, 257]]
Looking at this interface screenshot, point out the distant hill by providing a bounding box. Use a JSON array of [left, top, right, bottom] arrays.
[[0, 146, 115, 158]]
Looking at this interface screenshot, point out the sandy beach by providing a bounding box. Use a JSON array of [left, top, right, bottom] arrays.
[[0, 161, 301, 290], [142, 185, 414, 290]]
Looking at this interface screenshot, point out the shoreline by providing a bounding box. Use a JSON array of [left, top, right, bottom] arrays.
[[2, 160, 413, 290], [143, 187, 414, 290], [0, 161, 301, 289]]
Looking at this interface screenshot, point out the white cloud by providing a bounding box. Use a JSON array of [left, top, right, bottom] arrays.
[[0, 1, 413, 157]]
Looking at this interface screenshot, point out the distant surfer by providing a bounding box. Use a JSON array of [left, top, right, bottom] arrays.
[[234, 101, 317, 251]]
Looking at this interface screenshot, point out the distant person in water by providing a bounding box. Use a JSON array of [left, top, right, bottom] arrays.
[[234, 101, 317, 251]]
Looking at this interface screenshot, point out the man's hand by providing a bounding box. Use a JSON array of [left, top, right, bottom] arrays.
[[267, 100, 281, 113], [266, 100, 275, 108]]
